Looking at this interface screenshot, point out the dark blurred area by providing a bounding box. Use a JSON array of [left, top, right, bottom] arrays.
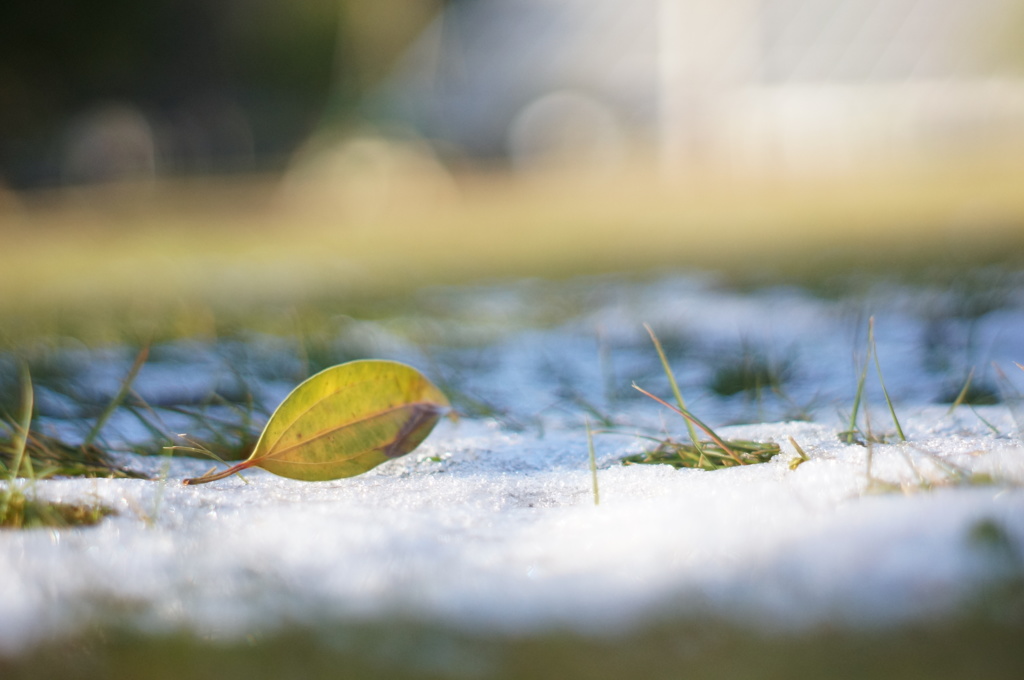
[[0, 0, 440, 189], [4, 0, 1024, 192]]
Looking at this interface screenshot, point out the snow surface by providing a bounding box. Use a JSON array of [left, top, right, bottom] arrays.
[[2, 275, 1024, 653]]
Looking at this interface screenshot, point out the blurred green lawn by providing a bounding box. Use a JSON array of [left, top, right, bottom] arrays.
[[3, 157, 1024, 344]]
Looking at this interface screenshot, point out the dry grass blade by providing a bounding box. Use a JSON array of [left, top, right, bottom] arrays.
[[0, 366, 117, 529], [788, 436, 810, 470], [166, 433, 251, 485], [1, 352, 155, 479], [10, 363, 34, 479], [622, 436, 779, 470], [632, 382, 745, 465], [947, 367, 976, 415], [1, 365, 145, 479], [1, 494, 114, 530], [644, 324, 703, 457]]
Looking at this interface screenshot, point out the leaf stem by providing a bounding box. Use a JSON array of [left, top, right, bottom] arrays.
[[182, 460, 252, 485]]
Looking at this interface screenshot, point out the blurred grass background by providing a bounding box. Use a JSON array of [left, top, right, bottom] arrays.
[[3, 157, 1024, 346], [2, 0, 1024, 341]]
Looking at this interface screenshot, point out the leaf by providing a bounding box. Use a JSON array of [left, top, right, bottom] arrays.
[[183, 360, 449, 485]]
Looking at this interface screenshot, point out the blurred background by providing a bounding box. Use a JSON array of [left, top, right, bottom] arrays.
[[0, 0, 436, 187], [4, 0, 1024, 186], [3, 0, 1024, 326]]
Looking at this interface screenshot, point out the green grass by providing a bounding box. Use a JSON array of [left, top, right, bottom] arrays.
[[706, 344, 793, 398], [621, 435, 781, 470], [618, 327, 782, 471], [0, 358, 152, 479], [940, 370, 1001, 408], [839, 317, 907, 445], [644, 323, 704, 456], [0, 367, 115, 528], [4, 159, 1024, 348], [0, 486, 113, 529], [0, 429, 146, 479]]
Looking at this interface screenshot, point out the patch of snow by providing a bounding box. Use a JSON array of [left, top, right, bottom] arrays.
[[2, 413, 1023, 653], [3, 274, 1024, 653]]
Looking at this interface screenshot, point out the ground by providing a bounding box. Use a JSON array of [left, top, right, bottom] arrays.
[[2, 162, 1024, 678]]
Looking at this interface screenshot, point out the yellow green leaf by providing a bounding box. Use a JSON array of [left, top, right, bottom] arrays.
[[183, 360, 449, 485]]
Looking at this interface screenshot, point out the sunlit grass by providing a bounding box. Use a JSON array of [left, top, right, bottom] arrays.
[[0, 486, 113, 529], [618, 326, 782, 471], [0, 367, 115, 529], [3, 156, 1024, 345]]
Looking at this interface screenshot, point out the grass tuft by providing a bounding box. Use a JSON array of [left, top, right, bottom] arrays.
[[0, 362, 148, 479], [621, 435, 780, 470], [0, 486, 114, 529], [869, 318, 906, 442], [0, 368, 115, 529], [622, 327, 781, 471], [839, 317, 907, 444], [707, 345, 793, 398], [644, 323, 703, 457]]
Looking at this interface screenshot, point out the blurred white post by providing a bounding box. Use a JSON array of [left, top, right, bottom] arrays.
[[658, 0, 686, 179], [658, 0, 758, 179]]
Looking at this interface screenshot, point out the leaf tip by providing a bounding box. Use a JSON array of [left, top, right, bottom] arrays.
[[382, 402, 448, 459]]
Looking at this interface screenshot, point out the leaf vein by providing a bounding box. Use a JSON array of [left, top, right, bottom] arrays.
[[255, 401, 441, 463]]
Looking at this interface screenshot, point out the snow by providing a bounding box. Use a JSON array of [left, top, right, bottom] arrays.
[[2, 274, 1024, 654]]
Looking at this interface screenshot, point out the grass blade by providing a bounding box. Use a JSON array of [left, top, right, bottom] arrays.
[[946, 367, 976, 415], [969, 404, 1001, 435], [842, 328, 871, 444], [993, 362, 1024, 438], [869, 318, 906, 441], [83, 346, 149, 448], [787, 436, 810, 470], [632, 382, 744, 465], [586, 417, 600, 506], [644, 324, 703, 457], [10, 364, 34, 479]]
